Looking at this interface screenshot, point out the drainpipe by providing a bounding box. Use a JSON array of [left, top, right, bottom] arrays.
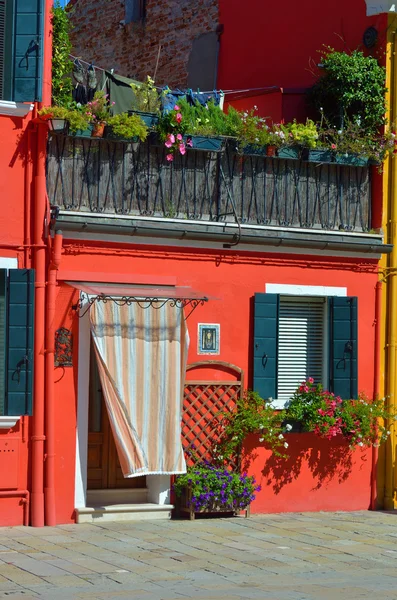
[[384, 26, 397, 511], [31, 121, 48, 528], [44, 231, 62, 526], [371, 280, 382, 510]]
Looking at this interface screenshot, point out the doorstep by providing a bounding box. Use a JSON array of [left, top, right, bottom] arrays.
[[76, 503, 173, 523]]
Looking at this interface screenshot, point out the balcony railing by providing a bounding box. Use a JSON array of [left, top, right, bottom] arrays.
[[46, 134, 372, 232]]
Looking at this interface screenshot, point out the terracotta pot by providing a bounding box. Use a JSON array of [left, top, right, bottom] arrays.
[[91, 122, 106, 138], [266, 145, 277, 157]]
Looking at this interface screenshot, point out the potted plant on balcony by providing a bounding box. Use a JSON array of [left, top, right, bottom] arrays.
[[38, 104, 91, 135], [85, 91, 114, 138], [129, 75, 161, 128], [278, 120, 319, 160], [105, 112, 148, 142]]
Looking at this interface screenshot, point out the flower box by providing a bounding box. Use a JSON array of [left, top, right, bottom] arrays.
[[304, 149, 334, 163], [184, 135, 225, 152], [175, 484, 250, 520], [128, 110, 159, 128], [277, 145, 302, 160], [70, 125, 94, 138], [335, 153, 369, 167], [241, 144, 268, 157]]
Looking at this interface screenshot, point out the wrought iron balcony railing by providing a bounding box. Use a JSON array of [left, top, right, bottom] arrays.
[[46, 134, 372, 233]]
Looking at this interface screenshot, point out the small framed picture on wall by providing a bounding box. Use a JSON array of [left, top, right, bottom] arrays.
[[198, 323, 220, 355]]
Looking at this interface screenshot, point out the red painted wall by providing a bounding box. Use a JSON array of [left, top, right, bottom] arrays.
[[47, 241, 378, 522], [244, 433, 372, 513], [218, 0, 387, 121]]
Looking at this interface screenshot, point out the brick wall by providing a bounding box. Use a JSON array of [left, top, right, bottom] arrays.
[[69, 0, 219, 88]]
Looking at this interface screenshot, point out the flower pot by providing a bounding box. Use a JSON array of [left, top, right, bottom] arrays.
[[70, 125, 94, 138], [175, 485, 250, 520], [277, 145, 301, 160], [184, 135, 224, 152], [91, 122, 106, 138], [305, 149, 334, 163], [266, 145, 277, 157], [128, 110, 159, 128], [104, 125, 139, 143], [335, 153, 369, 167], [242, 144, 268, 157]]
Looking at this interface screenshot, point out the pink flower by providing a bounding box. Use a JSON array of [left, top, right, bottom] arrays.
[[186, 137, 193, 147], [176, 113, 182, 123], [176, 133, 183, 141], [308, 377, 314, 384], [179, 143, 186, 155], [174, 105, 180, 111], [331, 143, 337, 150], [166, 153, 174, 162], [167, 133, 175, 143]]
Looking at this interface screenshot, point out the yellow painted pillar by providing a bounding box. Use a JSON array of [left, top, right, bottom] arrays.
[[382, 18, 397, 510]]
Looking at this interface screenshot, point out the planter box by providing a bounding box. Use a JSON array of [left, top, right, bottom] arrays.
[[305, 149, 334, 163], [128, 110, 159, 128], [184, 135, 224, 152], [277, 145, 302, 160], [241, 144, 268, 157], [175, 485, 250, 520], [335, 153, 369, 167], [243, 433, 372, 514], [70, 125, 93, 138]]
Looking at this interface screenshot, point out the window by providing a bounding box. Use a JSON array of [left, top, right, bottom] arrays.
[[125, 0, 145, 24], [0, 269, 34, 416], [253, 293, 357, 408], [0, 0, 44, 102]]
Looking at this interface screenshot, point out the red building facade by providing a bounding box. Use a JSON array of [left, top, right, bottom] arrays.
[[0, 0, 390, 526]]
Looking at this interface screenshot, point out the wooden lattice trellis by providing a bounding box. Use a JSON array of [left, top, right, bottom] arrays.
[[182, 361, 244, 470]]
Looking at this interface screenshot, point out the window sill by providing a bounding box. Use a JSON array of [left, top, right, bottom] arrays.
[[0, 416, 21, 429], [0, 101, 34, 117]]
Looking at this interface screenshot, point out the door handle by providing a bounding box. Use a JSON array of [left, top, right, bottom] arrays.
[[262, 353, 268, 369]]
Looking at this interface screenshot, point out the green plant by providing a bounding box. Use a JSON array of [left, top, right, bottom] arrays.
[[320, 120, 371, 156], [130, 76, 161, 113], [173, 460, 260, 511], [309, 47, 387, 135], [38, 104, 90, 133], [51, 2, 73, 107], [107, 113, 148, 141], [216, 390, 288, 460], [157, 103, 191, 161], [85, 91, 114, 124], [284, 119, 319, 149]]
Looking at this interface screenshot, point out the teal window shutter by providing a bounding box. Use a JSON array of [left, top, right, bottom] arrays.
[[328, 296, 358, 400], [253, 293, 279, 400], [1, 0, 44, 102], [6, 269, 34, 416]]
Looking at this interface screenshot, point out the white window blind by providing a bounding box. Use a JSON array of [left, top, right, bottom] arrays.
[[277, 297, 325, 402]]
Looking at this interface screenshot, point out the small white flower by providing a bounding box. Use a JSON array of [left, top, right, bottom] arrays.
[[285, 424, 293, 432], [268, 397, 273, 402], [374, 443, 380, 448], [338, 130, 343, 135], [387, 431, 391, 436], [358, 442, 364, 447], [259, 424, 265, 430], [278, 434, 284, 440], [254, 105, 258, 110], [259, 437, 264, 443], [284, 442, 289, 449]]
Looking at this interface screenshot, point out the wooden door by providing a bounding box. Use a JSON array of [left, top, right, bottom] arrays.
[[87, 343, 146, 490]]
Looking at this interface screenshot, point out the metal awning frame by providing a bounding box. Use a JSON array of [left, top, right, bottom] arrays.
[[72, 292, 208, 319]]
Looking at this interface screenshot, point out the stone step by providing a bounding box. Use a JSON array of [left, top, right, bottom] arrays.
[[76, 503, 173, 524], [86, 488, 148, 506]]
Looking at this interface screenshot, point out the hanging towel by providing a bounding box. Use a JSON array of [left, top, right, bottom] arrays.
[[90, 301, 189, 477]]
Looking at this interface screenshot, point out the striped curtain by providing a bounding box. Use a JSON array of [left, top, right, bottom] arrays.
[[90, 301, 189, 477]]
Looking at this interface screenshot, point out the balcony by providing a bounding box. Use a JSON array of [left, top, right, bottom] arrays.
[[46, 133, 387, 255]]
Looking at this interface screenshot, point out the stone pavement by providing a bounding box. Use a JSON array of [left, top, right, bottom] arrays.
[[0, 512, 397, 599]]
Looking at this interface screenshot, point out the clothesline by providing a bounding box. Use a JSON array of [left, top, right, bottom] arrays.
[[69, 53, 279, 96]]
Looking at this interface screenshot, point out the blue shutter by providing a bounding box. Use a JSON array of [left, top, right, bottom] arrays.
[[328, 296, 358, 400], [11, 0, 44, 102], [6, 269, 34, 416], [125, 0, 144, 23], [253, 293, 279, 400]]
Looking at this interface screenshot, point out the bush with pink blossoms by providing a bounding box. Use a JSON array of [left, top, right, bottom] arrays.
[[285, 379, 396, 449], [157, 104, 192, 162]]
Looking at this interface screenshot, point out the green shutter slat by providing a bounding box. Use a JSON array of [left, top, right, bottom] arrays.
[[6, 268, 34, 416], [253, 293, 278, 400], [328, 296, 358, 400], [12, 0, 44, 102], [0, 270, 6, 414]]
